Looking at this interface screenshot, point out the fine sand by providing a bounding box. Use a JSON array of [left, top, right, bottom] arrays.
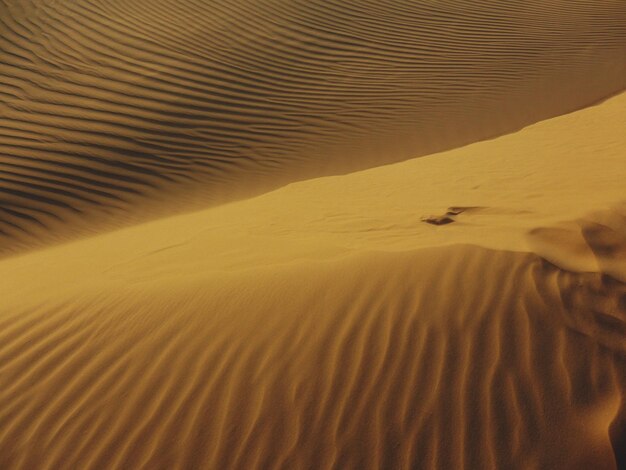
[[1, 0, 626, 254], [1, 90, 625, 468], [1, 1, 626, 469]]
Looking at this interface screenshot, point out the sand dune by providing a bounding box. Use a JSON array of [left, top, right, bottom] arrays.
[[1, 0, 626, 468], [1, 84, 625, 468], [1, 0, 626, 254], [0, 246, 624, 470]]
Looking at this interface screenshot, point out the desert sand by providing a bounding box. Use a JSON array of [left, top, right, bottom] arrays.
[[0, 0, 625, 469]]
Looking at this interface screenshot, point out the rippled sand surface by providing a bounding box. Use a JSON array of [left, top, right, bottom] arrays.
[[1, 0, 625, 253], [1, 0, 625, 469]]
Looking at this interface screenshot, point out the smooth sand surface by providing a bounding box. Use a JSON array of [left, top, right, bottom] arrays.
[[1, 1, 626, 469]]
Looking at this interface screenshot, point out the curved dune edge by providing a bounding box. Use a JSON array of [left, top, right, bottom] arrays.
[[1, 89, 624, 294], [528, 205, 626, 283], [1, 0, 626, 254], [0, 245, 624, 469]]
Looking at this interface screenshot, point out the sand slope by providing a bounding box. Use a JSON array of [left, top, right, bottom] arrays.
[[0, 89, 625, 468], [1, 0, 626, 254], [1, 246, 624, 470]]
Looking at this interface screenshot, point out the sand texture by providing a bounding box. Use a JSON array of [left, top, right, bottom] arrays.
[[1, 0, 626, 469], [1, 0, 626, 254]]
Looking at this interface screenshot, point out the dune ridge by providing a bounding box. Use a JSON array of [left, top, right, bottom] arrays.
[[1, 88, 626, 467], [1, 0, 626, 254], [1, 1, 626, 468]]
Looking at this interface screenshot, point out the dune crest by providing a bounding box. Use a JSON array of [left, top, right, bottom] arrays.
[[528, 205, 626, 282], [1, 88, 626, 467], [1, 1, 626, 468]]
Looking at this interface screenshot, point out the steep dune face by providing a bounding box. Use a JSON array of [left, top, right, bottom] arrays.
[[1, 0, 626, 253]]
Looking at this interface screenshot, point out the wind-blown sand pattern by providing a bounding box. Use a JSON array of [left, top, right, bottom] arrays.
[[1, 247, 624, 470], [1, 85, 626, 468], [1, 0, 626, 469], [1, 0, 626, 253]]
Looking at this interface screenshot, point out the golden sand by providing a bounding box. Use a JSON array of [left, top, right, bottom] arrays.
[[0, 0, 625, 468]]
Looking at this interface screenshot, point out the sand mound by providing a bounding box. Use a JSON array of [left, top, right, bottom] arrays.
[[1, 247, 624, 469], [1, 0, 626, 254], [1, 87, 625, 467]]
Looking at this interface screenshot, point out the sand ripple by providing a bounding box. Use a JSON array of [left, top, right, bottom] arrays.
[[0, 246, 624, 469], [1, 0, 625, 253]]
